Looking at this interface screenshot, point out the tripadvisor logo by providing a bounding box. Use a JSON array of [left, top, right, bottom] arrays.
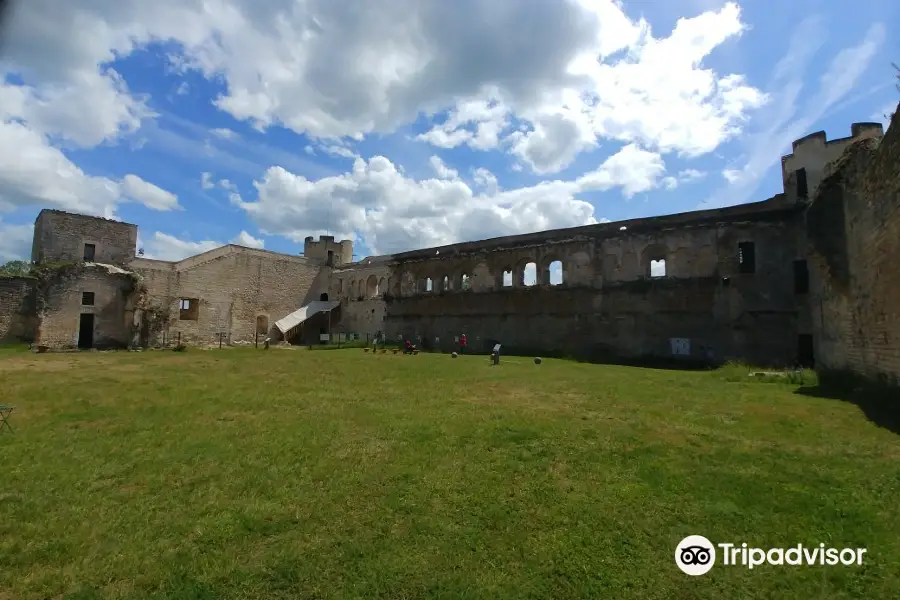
[[675, 535, 868, 576]]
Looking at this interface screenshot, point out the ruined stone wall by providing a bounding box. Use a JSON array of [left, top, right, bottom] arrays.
[[384, 202, 809, 365], [330, 261, 391, 336], [0, 277, 37, 342], [34, 265, 136, 349], [31, 210, 138, 267], [131, 246, 326, 346], [807, 106, 900, 384]]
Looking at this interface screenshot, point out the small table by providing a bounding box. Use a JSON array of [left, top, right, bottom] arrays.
[[0, 405, 14, 433]]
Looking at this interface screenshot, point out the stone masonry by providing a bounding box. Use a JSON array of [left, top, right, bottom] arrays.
[[807, 106, 900, 385], [7, 113, 898, 387]]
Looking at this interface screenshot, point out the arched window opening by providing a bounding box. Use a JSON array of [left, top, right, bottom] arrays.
[[460, 273, 471, 290], [426, 277, 434, 292], [366, 275, 378, 298], [549, 260, 563, 285], [502, 270, 513, 287], [441, 275, 450, 291], [650, 259, 666, 278], [320, 292, 329, 301], [378, 277, 386, 295], [523, 262, 537, 286]]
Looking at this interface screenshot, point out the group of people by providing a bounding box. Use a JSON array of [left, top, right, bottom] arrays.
[[402, 333, 467, 354]]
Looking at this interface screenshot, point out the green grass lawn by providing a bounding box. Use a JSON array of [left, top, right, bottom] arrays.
[[1, 347, 898, 599]]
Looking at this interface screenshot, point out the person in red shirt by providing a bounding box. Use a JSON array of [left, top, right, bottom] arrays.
[[459, 333, 467, 354]]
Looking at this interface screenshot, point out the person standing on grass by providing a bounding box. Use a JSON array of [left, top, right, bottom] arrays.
[[459, 333, 467, 354]]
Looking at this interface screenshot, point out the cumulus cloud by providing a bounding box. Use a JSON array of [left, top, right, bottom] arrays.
[[417, 2, 766, 173], [232, 230, 264, 248], [235, 143, 663, 254], [121, 174, 182, 211], [141, 232, 222, 261], [429, 156, 459, 180], [1, 0, 761, 173]]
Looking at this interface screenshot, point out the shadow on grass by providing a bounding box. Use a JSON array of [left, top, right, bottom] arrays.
[[795, 371, 900, 436]]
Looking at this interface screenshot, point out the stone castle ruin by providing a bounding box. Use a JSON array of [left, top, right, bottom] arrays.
[[2, 109, 898, 387]]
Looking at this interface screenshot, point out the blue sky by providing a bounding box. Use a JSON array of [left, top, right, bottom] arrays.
[[0, 0, 897, 263]]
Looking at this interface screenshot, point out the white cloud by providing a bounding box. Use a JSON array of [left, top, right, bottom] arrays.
[[218, 179, 238, 193], [705, 20, 887, 207], [142, 232, 222, 261], [200, 172, 214, 190], [417, 2, 765, 173], [0, 0, 761, 180], [0, 119, 120, 217], [121, 174, 181, 211], [236, 143, 660, 254], [472, 167, 499, 194], [0, 220, 34, 262], [429, 156, 459, 180], [232, 230, 264, 249], [211, 127, 237, 139]]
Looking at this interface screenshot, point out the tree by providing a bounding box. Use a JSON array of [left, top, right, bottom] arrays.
[[0, 260, 32, 276]]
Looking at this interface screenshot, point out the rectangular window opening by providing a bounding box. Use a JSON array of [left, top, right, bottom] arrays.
[[796, 168, 808, 198], [83, 243, 96, 261], [179, 298, 199, 320], [793, 259, 809, 294], [738, 242, 756, 274], [81, 291, 95, 306]]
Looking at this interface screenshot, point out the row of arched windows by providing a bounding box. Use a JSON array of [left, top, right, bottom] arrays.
[[414, 259, 565, 293], [336, 258, 568, 301]]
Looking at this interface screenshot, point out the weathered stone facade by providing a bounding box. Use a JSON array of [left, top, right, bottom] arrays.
[[31, 210, 137, 267], [807, 109, 900, 385], [381, 199, 809, 364], [7, 112, 898, 387], [0, 277, 37, 342], [131, 247, 328, 346], [31, 264, 139, 350]]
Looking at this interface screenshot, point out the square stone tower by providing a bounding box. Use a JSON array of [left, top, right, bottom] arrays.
[[31, 210, 138, 267]]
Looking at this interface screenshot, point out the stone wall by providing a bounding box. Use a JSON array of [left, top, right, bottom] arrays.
[[807, 105, 900, 384], [330, 260, 391, 337], [33, 265, 137, 350], [383, 200, 810, 365], [131, 246, 326, 346], [0, 277, 37, 342], [31, 210, 138, 267]]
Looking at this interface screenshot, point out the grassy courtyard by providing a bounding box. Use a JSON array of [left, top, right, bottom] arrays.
[[1, 345, 898, 599]]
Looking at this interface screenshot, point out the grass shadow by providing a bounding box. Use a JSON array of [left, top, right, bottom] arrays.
[[795, 371, 900, 436]]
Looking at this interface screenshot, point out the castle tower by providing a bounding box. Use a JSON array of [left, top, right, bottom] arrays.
[[303, 235, 353, 266], [780, 122, 884, 202], [31, 209, 138, 267]]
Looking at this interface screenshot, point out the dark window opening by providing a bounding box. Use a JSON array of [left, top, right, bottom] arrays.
[[83, 243, 96, 261], [793, 259, 809, 294], [319, 292, 329, 301], [327, 250, 334, 266], [179, 298, 199, 320], [796, 168, 808, 198], [81, 292, 95, 306], [797, 334, 815, 368], [721, 276, 730, 288], [738, 242, 756, 274]]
